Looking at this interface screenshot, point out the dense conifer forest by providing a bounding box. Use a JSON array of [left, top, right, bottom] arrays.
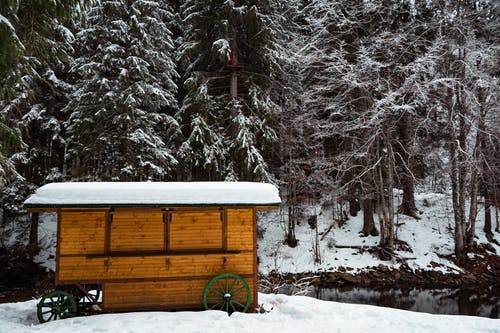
[[0, 0, 499, 265]]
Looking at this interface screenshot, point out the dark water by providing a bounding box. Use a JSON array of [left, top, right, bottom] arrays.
[[282, 285, 500, 318]]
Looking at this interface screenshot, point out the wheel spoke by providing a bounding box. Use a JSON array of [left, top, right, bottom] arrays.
[[232, 300, 246, 308], [231, 286, 246, 295], [210, 301, 224, 310], [231, 295, 248, 299], [228, 278, 237, 292], [229, 302, 237, 313], [216, 279, 225, 293], [209, 287, 224, 296], [206, 297, 223, 301]]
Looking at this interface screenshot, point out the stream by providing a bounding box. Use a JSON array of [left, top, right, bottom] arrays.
[[282, 285, 500, 318]]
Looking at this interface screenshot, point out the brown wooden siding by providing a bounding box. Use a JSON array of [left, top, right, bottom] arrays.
[[56, 207, 260, 311], [103, 277, 255, 311], [57, 252, 253, 282], [110, 209, 164, 252], [169, 210, 222, 251], [226, 208, 254, 251], [59, 210, 106, 255]]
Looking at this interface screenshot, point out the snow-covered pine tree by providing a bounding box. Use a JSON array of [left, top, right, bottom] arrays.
[[65, 0, 179, 181], [1, 0, 83, 189], [176, 0, 282, 182], [0, 0, 84, 248]]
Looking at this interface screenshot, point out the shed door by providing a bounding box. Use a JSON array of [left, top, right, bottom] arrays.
[[169, 210, 223, 251], [110, 209, 165, 252]]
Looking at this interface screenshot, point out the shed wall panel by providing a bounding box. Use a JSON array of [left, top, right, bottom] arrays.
[[103, 278, 255, 310], [57, 252, 253, 281], [110, 209, 164, 252], [59, 211, 106, 255], [169, 211, 222, 250], [226, 209, 254, 251]]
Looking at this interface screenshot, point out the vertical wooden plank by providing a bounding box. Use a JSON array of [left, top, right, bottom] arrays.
[[252, 207, 258, 311], [166, 210, 171, 252], [162, 209, 167, 252], [222, 208, 227, 251], [102, 282, 107, 311], [105, 209, 112, 255]]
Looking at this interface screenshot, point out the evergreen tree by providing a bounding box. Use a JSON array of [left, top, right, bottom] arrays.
[[176, 0, 282, 182], [0, 0, 83, 188], [65, 0, 179, 180]]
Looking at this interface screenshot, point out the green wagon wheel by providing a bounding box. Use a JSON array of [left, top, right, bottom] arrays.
[[37, 291, 77, 323], [203, 273, 251, 314]]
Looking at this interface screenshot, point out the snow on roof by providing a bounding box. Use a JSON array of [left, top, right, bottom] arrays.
[[24, 182, 281, 208]]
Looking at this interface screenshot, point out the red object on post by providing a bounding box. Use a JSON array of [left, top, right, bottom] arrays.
[[229, 50, 234, 65]]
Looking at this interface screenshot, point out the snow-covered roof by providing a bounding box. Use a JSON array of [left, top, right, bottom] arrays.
[[24, 182, 281, 208]]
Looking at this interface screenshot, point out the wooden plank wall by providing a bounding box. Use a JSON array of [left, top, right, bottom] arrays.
[[57, 207, 257, 311], [59, 210, 106, 255], [58, 252, 254, 281], [104, 278, 255, 311], [169, 210, 222, 250], [226, 209, 254, 251], [110, 209, 164, 252]]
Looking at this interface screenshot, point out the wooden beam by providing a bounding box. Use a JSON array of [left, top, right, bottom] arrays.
[[255, 205, 280, 211], [28, 207, 59, 213]]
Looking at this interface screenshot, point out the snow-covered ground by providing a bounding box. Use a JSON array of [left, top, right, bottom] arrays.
[[258, 192, 500, 274], [0, 293, 498, 333]]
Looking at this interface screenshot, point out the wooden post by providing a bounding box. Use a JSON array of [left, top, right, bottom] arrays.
[[29, 212, 39, 252]]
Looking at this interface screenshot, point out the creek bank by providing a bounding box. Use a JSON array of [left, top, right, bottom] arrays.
[[264, 252, 500, 290]]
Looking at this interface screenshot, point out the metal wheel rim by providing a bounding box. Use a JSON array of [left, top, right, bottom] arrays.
[[203, 273, 251, 314]]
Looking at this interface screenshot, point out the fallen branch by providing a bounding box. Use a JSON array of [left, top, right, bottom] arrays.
[[320, 222, 336, 241], [334, 245, 376, 249]]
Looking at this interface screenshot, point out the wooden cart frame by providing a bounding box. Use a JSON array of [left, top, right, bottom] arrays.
[[25, 182, 280, 322]]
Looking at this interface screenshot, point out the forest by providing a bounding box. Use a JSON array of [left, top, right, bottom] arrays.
[[0, 0, 499, 269]]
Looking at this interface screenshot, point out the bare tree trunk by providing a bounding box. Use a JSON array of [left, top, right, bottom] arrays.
[[29, 212, 39, 252], [467, 164, 478, 249], [484, 189, 493, 242], [375, 117, 395, 259], [449, 82, 468, 265], [348, 185, 361, 217], [287, 205, 298, 247], [285, 174, 298, 247], [397, 113, 419, 219], [362, 195, 378, 236], [466, 96, 485, 249], [361, 171, 378, 236], [386, 133, 395, 251]]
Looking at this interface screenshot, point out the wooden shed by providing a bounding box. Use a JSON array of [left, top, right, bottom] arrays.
[[24, 182, 280, 322]]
